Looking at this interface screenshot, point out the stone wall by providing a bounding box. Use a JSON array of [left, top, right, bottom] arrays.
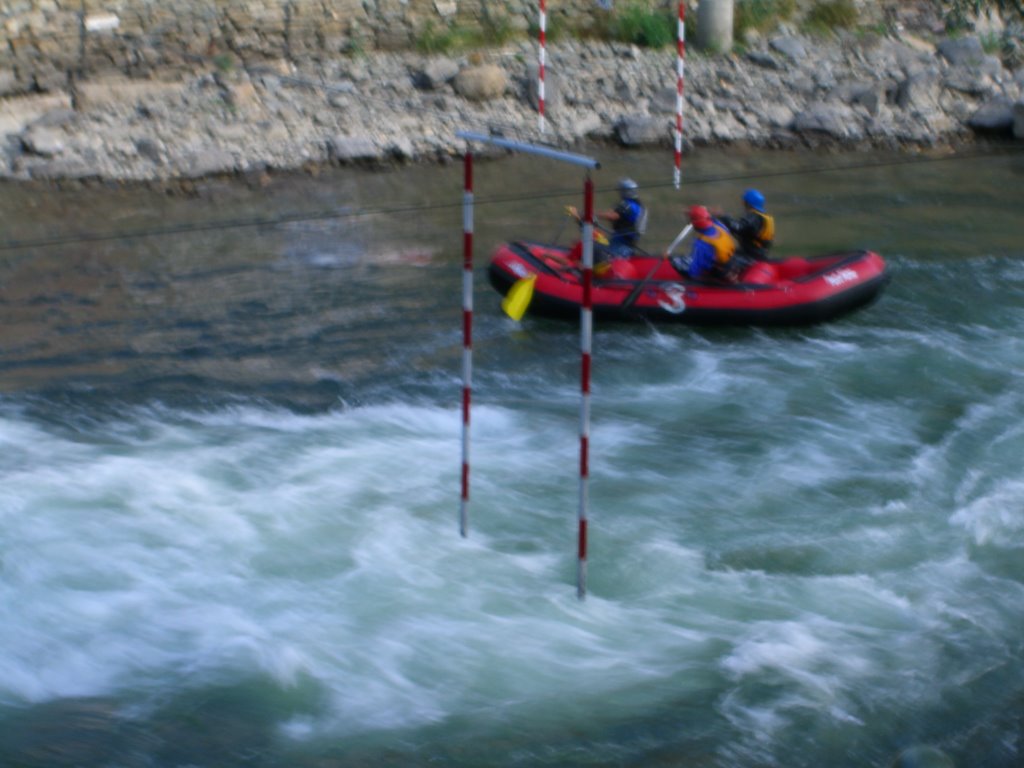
[[0, 0, 653, 94], [0, 1, 898, 97]]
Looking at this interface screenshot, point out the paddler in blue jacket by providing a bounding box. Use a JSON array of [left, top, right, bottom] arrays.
[[671, 205, 739, 282], [600, 178, 647, 254], [568, 177, 648, 259]]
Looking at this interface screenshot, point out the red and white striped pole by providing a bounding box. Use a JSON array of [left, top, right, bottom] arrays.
[[538, 0, 546, 132], [674, 1, 685, 189], [577, 174, 594, 599], [460, 151, 474, 537]]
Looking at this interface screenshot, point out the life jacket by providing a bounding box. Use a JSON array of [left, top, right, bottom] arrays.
[[696, 222, 736, 265], [613, 199, 646, 247], [751, 210, 775, 248]]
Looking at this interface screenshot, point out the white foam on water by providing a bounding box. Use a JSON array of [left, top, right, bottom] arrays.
[[951, 479, 1024, 546], [0, 290, 1022, 758]]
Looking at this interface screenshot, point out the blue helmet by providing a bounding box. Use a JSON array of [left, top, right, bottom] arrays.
[[618, 178, 639, 199], [743, 188, 766, 211]]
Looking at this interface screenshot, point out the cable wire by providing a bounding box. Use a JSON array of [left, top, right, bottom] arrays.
[[2, 145, 1022, 253]]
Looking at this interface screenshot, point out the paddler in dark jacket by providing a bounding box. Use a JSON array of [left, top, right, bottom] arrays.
[[717, 188, 775, 261], [672, 205, 739, 282]]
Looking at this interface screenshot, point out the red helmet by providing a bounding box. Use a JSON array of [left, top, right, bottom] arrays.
[[689, 205, 712, 228]]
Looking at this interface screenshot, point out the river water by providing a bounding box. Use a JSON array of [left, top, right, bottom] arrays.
[[1, 146, 1023, 767]]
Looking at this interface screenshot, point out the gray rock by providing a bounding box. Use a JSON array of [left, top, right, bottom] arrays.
[[770, 36, 808, 62], [979, 55, 1005, 78], [650, 86, 680, 114], [832, 82, 886, 116], [1015, 100, 1024, 140], [526, 64, 563, 114], [944, 68, 993, 96], [180, 148, 236, 178], [813, 63, 838, 91], [327, 135, 379, 161], [745, 51, 784, 71], [784, 71, 816, 98], [21, 126, 65, 157], [221, 80, 259, 109], [412, 57, 460, 90], [757, 103, 795, 129], [135, 137, 164, 164], [792, 101, 857, 139], [26, 156, 98, 180], [453, 65, 507, 101], [29, 108, 77, 128], [0, 69, 18, 97], [711, 112, 746, 141], [853, 86, 886, 116], [613, 115, 668, 146], [614, 75, 639, 103], [968, 98, 1015, 133], [327, 92, 351, 109], [896, 69, 940, 110], [387, 136, 415, 160], [566, 112, 604, 139], [0, 93, 73, 137], [937, 36, 986, 67]]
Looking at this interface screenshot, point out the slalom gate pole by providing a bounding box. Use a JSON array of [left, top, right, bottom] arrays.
[[455, 132, 599, 170], [538, 0, 546, 132], [460, 150, 474, 537], [454, 131, 600, 594], [674, 1, 685, 190], [577, 174, 594, 600]]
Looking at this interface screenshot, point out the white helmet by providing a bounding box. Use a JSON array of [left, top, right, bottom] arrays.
[[618, 177, 639, 199]]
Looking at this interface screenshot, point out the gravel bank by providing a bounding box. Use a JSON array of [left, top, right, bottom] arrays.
[[2, 28, 1023, 184]]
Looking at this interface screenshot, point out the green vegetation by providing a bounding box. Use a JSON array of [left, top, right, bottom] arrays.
[[943, 0, 1024, 29], [414, 16, 516, 55], [415, 1, 678, 53], [405, 0, 1024, 57], [941, 1, 1024, 67], [608, 3, 676, 48], [213, 53, 234, 74], [802, 0, 859, 33], [528, 15, 566, 45], [478, 12, 518, 47], [414, 21, 459, 54], [413, 7, 517, 55], [735, 0, 797, 39]]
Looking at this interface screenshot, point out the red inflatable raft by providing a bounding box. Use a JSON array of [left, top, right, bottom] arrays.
[[488, 240, 889, 326]]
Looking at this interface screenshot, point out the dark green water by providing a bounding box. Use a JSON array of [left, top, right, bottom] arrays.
[[0, 146, 1023, 767]]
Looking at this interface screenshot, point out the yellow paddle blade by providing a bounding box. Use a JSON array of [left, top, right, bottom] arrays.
[[501, 275, 537, 321], [594, 230, 609, 246]]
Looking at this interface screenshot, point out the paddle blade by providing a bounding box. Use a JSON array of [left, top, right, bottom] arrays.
[[501, 275, 537, 321], [665, 224, 693, 256]]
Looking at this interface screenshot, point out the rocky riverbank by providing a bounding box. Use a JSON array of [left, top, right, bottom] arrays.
[[3, 25, 1023, 185]]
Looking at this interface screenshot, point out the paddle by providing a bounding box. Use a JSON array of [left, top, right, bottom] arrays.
[[501, 274, 537, 321], [621, 224, 693, 310]]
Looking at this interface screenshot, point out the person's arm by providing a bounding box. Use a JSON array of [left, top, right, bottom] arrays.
[[733, 213, 760, 240], [717, 214, 739, 232], [567, 205, 616, 230]]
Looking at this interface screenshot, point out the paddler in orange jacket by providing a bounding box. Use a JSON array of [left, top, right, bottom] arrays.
[[670, 205, 739, 282]]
